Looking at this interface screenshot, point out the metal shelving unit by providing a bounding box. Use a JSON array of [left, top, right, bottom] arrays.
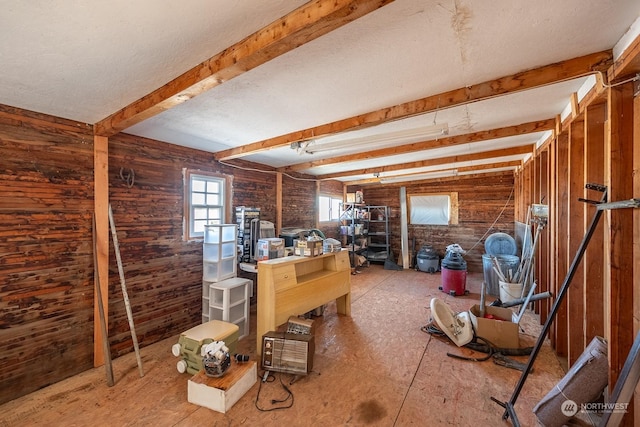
[[364, 205, 390, 263], [339, 203, 367, 269]]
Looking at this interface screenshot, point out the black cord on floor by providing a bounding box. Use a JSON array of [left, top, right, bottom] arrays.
[[254, 371, 295, 412]]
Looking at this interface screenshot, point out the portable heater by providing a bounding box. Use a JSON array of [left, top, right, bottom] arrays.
[[261, 332, 314, 375]]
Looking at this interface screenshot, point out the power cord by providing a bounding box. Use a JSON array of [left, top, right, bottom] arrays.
[[254, 371, 295, 411]]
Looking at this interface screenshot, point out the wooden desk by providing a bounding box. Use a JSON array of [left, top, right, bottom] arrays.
[[256, 250, 351, 353]]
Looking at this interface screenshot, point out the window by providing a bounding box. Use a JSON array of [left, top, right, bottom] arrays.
[[185, 171, 228, 239], [318, 195, 342, 222], [408, 192, 459, 225]]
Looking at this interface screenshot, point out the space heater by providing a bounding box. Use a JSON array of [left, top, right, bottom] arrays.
[[261, 332, 314, 375], [250, 219, 275, 261]]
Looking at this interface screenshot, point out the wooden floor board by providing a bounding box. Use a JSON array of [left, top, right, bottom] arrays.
[[0, 266, 564, 426]]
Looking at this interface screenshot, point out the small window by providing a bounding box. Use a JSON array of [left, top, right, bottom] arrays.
[[319, 195, 342, 222], [185, 171, 228, 239]]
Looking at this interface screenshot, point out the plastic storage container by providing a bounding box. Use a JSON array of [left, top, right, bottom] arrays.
[[482, 254, 520, 296], [203, 224, 237, 283], [208, 277, 251, 339], [440, 251, 467, 296], [416, 245, 439, 273]]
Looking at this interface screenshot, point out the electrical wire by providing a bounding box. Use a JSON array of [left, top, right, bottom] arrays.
[[254, 371, 295, 411], [464, 184, 514, 255], [598, 70, 640, 88], [218, 159, 322, 182]]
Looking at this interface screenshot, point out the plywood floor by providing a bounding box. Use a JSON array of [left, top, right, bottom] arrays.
[[0, 266, 565, 426]]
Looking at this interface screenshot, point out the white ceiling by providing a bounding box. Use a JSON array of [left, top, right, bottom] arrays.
[[1, 0, 639, 183]]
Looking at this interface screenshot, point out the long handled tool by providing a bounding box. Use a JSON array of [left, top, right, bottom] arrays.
[[92, 214, 114, 386], [109, 204, 144, 378]]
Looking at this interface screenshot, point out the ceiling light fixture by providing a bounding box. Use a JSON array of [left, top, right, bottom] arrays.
[[379, 169, 458, 184], [303, 122, 449, 155]]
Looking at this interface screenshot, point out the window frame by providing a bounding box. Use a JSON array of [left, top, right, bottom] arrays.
[[318, 194, 342, 223], [184, 169, 232, 240]]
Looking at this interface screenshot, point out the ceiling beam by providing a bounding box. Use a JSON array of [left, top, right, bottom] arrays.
[[93, 0, 395, 137], [347, 160, 523, 185], [215, 50, 612, 160], [316, 144, 534, 180], [281, 118, 554, 172]]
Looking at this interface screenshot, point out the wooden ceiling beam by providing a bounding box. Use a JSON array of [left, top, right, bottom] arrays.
[[316, 144, 534, 180], [215, 50, 611, 160], [347, 160, 522, 185], [281, 118, 554, 173], [94, 0, 395, 137]]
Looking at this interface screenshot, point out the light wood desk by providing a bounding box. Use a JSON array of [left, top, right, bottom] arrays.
[[256, 250, 351, 353]]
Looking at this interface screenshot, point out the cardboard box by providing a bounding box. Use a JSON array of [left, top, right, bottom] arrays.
[[294, 240, 323, 257], [468, 305, 519, 348], [188, 361, 257, 413], [256, 238, 284, 261]]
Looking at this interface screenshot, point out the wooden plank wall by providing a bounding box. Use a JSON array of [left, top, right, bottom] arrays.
[[0, 105, 95, 405], [280, 174, 317, 231], [107, 133, 212, 356], [0, 105, 331, 405], [355, 171, 515, 273]]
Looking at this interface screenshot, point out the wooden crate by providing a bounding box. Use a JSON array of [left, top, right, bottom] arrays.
[[187, 361, 257, 413]]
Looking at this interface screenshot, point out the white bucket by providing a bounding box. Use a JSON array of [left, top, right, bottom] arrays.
[[499, 280, 523, 303]]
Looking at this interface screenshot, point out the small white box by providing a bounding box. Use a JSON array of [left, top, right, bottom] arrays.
[[188, 362, 257, 413]]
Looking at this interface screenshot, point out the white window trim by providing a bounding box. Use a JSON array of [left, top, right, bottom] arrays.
[[184, 169, 232, 240], [319, 194, 342, 222]]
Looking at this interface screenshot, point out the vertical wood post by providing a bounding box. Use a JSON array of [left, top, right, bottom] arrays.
[[567, 116, 586, 366], [554, 132, 570, 357], [583, 103, 606, 344], [315, 179, 320, 229], [93, 135, 109, 367], [633, 83, 640, 427], [276, 172, 283, 233], [537, 149, 550, 324], [606, 82, 635, 425], [548, 133, 558, 347]]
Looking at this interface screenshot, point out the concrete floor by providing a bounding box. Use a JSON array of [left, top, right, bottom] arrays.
[[0, 265, 565, 426]]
